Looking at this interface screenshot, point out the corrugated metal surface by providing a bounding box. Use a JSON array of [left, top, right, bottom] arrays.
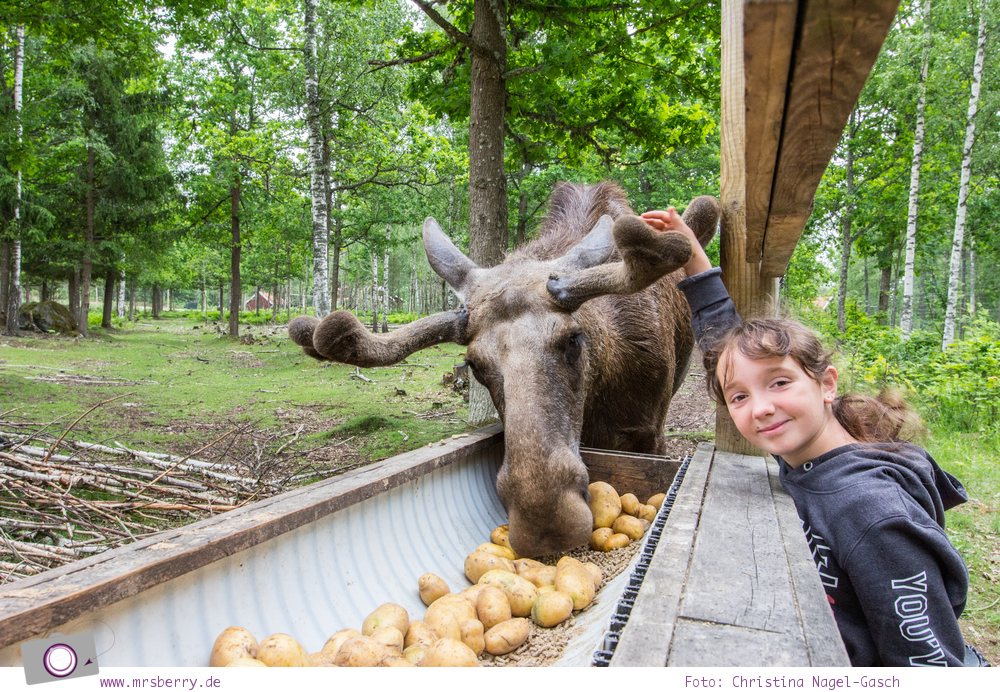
[[0, 437, 678, 667]]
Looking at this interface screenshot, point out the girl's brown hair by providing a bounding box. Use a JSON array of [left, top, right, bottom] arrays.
[[702, 318, 923, 443]]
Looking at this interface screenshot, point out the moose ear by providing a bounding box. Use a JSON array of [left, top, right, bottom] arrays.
[[553, 215, 615, 271], [423, 217, 478, 300]]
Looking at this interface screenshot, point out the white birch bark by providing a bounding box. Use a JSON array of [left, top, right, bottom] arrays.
[[370, 250, 379, 333], [942, 0, 987, 349], [381, 225, 389, 333], [304, 0, 330, 316], [117, 266, 126, 318], [4, 26, 25, 336], [901, 0, 932, 338]]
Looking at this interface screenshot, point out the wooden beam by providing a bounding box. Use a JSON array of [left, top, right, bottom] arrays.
[[720, 0, 775, 455], [743, 0, 798, 260], [760, 0, 900, 277]]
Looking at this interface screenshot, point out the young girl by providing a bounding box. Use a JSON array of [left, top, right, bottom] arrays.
[[642, 207, 989, 667]]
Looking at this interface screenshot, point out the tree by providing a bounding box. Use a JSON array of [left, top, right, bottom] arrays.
[[942, 0, 988, 348], [901, 0, 933, 338], [1, 25, 24, 336]]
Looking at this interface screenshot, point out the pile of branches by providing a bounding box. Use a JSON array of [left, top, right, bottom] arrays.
[[0, 412, 347, 586]]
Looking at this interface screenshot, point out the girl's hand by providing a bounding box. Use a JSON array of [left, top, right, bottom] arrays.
[[641, 207, 713, 276]]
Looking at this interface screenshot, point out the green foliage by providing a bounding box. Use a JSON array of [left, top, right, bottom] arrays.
[[807, 303, 1000, 434]]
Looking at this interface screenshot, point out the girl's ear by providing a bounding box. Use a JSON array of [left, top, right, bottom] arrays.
[[821, 365, 839, 403]]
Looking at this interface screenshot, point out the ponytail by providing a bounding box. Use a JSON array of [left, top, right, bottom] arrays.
[[832, 390, 924, 443]]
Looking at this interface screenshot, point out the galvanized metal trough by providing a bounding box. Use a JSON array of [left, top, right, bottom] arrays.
[[0, 423, 847, 666]]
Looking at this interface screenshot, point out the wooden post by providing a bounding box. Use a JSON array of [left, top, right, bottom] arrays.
[[719, 0, 777, 454]]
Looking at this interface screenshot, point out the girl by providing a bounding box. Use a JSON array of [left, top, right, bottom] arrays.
[[642, 207, 989, 667]]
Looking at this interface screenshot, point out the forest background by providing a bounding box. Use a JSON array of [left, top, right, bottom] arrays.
[[0, 0, 998, 659]]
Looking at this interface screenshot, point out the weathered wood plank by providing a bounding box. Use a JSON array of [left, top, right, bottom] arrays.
[[668, 618, 810, 666], [760, 0, 900, 277], [609, 443, 715, 666], [581, 447, 681, 502], [767, 461, 850, 665], [743, 0, 797, 260], [0, 424, 505, 650], [679, 451, 800, 633]]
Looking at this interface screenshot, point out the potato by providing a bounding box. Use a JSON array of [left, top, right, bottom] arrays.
[[371, 625, 404, 654], [602, 532, 631, 551], [612, 514, 647, 541], [537, 584, 556, 594], [590, 527, 614, 551], [512, 557, 546, 573], [476, 542, 517, 560], [476, 585, 512, 630], [518, 564, 557, 589], [531, 590, 574, 628], [419, 638, 480, 667], [362, 602, 409, 637], [256, 633, 309, 667], [588, 481, 621, 528], [638, 503, 658, 523], [425, 594, 477, 641], [381, 656, 415, 667], [490, 524, 513, 552], [333, 635, 395, 667], [320, 628, 362, 659], [483, 618, 531, 656], [417, 572, 450, 606], [477, 569, 539, 617], [226, 657, 267, 667], [460, 618, 486, 656], [619, 492, 641, 516], [461, 584, 486, 606], [403, 620, 438, 649], [647, 492, 666, 509], [464, 550, 516, 584], [581, 561, 603, 590], [402, 644, 427, 665], [554, 556, 596, 610], [210, 626, 258, 667], [307, 651, 337, 667]]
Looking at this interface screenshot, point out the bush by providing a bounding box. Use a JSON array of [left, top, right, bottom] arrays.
[[804, 303, 1000, 434]]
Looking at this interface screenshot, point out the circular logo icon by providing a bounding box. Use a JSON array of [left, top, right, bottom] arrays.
[[42, 643, 78, 678]]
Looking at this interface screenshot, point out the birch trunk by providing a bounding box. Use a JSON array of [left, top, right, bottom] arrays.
[[2, 25, 24, 336], [836, 111, 857, 333], [942, 0, 986, 349], [902, 0, 933, 338], [228, 177, 241, 338], [370, 251, 379, 333], [304, 0, 330, 317], [381, 225, 390, 333], [117, 267, 126, 318]]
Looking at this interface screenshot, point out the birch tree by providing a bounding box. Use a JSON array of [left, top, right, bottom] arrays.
[[2, 25, 24, 336], [942, 0, 987, 348], [901, 0, 933, 338], [303, 0, 329, 317]]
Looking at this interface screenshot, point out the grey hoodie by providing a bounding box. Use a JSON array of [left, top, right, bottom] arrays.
[[679, 268, 974, 666]]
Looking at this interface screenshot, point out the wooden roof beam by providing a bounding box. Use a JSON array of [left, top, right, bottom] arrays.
[[749, 0, 900, 277]]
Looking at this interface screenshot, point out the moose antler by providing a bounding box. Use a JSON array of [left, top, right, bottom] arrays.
[[289, 309, 468, 367], [546, 196, 720, 312]]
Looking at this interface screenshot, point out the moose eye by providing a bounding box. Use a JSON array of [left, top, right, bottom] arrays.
[[563, 331, 585, 365]]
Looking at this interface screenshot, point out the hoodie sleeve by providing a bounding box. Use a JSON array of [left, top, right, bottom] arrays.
[[842, 497, 970, 666], [677, 267, 740, 347]]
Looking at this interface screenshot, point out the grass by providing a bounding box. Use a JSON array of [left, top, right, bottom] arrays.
[[924, 428, 1000, 661], [0, 314, 472, 464]]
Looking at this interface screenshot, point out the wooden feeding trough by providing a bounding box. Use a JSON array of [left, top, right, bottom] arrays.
[[0, 425, 845, 666]]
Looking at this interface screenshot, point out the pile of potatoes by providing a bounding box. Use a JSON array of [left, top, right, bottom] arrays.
[[587, 482, 665, 551], [209, 479, 666, 667]]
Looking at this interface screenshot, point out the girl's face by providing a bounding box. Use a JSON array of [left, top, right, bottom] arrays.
[[718, 348, 853, 466]]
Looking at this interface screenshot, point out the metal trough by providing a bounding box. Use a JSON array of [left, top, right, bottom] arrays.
[[0, 424, 685, 667]]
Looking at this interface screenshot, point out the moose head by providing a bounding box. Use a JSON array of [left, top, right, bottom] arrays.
[[290, 182, 720, 556]]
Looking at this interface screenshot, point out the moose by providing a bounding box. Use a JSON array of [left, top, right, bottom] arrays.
[[289, 182, 720, 556]]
